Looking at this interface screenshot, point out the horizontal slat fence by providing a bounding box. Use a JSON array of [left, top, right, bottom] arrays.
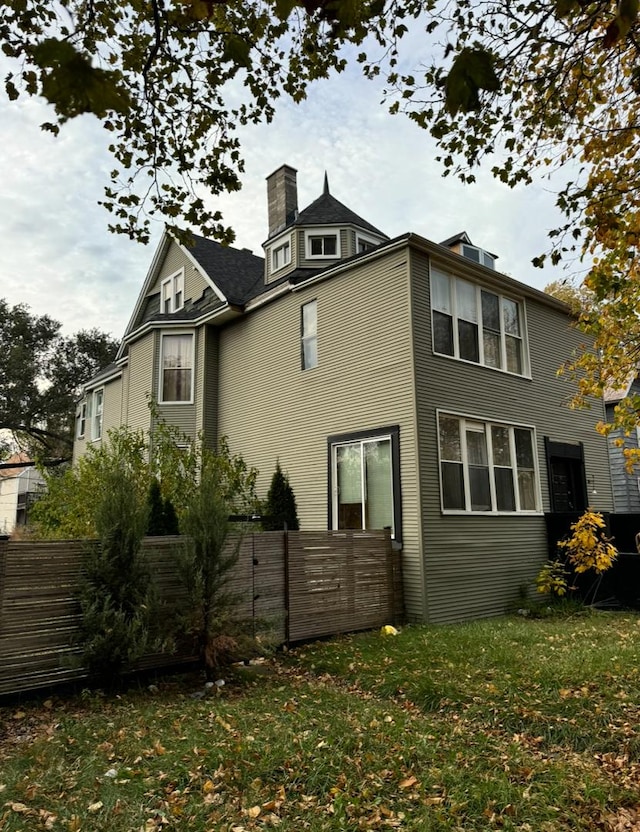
[[287, 530, 402, 641], [0, 529, 401, 696]]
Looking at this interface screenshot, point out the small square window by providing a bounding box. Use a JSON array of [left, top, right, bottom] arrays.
[[305, 229, 340, 259]]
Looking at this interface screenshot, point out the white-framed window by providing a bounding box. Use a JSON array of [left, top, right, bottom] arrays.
[[301, 300, 318, 370], [356, 233, 379, 254], [431, 266, 527, 375], [92, 389, 104, 441], [272, 238, 292, 272], [329, 426, 401, 540], [438, 412, 539, 513], [77, 401, 87, 439], [161, 269, 185, 314], [160, 332, 194, 403], [305, 227, 340, 259], [461, 244, 496, 269]]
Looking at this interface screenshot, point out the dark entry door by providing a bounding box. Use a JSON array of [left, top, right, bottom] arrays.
[[545, 438, 587, 513]]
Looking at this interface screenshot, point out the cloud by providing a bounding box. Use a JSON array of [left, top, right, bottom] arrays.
[[0, 50, 575, 340]]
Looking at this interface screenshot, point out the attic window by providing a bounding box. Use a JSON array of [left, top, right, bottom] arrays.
[[161, 269, 185, 313], [461, 244, 495, 270], [305, 228, 341, 259], [357, 233, 379, 253]]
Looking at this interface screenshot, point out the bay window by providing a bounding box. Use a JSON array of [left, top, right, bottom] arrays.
[[160, 333, 194, 403], [438, 413, 539, 513]]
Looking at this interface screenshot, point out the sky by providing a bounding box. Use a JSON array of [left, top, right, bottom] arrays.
[[0, 39, 580, 341]]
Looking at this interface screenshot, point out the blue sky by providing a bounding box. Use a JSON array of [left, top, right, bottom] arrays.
[[0, 49, 578, 340]]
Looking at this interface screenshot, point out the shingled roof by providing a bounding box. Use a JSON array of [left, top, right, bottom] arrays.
[[188, 234, 265, 305], [293, 177, 386, 238]]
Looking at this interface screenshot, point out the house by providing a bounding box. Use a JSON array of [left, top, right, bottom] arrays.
[[0, 453, 45, 535], [74, 164, 614, 623], [604, 376, 640, 514]]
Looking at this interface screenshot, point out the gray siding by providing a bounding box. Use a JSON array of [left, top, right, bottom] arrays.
[[265, 230, 296, 284], [606, 380, 640, 512], [127, 334, 155, 434], [410, 249, 613, 624], [149, 239, 209, 302], [201, 326, 219, 448], [102, 376, 123, 436]]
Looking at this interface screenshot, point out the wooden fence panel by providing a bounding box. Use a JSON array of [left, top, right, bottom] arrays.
[[286, 530, 398, 642], [0, 529, 400, 696]]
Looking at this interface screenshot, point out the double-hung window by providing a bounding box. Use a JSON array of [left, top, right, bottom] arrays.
[[438, 413, 538, 513], [272, 239, 291, 272], [77, 401, 87, 439], [329, 427, 400, 540], [92, 390, 104, 441], [160, 333, 194, 403], [161, 270, 185, 314], [431, 267, 526, 374], [301, 300, 318, 370]]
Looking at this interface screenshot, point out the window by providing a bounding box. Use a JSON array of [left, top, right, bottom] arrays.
[[431, 267, 526, 375], [329, 426, 401, 540], [305, 228, 340, 259], [301, 300, 317, 370], [160, 333, 194, 403], [77, 401, 87, 439], [356, 234, 379, 253], [272, 239, 291, 272], [461, 244, 495, 269], [92, 389, 104, 441], [438, 413, 539, 513], [161, 269, 185, 314]]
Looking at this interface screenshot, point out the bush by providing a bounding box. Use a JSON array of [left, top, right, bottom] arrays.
[[262, 460, 299, 531], [75, 459, 157, 686]]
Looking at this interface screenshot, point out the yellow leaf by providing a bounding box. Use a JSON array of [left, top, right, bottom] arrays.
[[245, 805, 261, 818], [87, 801, 104, 813]]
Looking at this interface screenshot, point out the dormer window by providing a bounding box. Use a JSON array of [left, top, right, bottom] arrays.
[[356, 233, 379, 254], [161, 269, 185, 313], [305, 228, 340, 259], [272, 238, 292, 272], [461, 244, 495, 270]]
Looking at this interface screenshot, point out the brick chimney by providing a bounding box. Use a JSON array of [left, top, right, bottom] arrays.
[[266, 164, 298, 237]]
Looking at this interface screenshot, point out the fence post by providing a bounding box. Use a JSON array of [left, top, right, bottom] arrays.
[[0, 535, 8, 627], [283, 528, 290, 644]]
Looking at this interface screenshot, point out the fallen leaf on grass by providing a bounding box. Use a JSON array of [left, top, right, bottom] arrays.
[[87, 801, 104, 813], [399, 775, 418, 790], [4, 802, 33, 814]]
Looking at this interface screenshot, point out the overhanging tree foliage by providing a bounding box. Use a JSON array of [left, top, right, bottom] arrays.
[[3, 3, 640, 438], [0, 299, 118, 457]]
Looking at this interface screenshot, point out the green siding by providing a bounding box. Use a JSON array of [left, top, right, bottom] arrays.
[[149, 239, 209, 301], [201, 326, 219, 447], [127, 334, 155, 434], [217, 249, 424, 619], [410, 249, 613, 623]]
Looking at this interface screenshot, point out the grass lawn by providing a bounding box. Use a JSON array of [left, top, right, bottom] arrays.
[[2, 611, 640, 830]]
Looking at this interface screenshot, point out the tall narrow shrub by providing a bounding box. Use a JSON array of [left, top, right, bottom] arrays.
[[263, 461, 299, 531], [76, 460, 154, 686], [175, 449, 245, 676]]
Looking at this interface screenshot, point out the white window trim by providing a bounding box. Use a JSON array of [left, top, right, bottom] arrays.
[[271, 235, 292, 273], [301, 299, 318, 371], [436, 409, 542, 515], [159, 331, 195, 405], [356, 232, 381, 254], [305, 227, 341, 260], [91, 389, 104, 442], [430, 265, 531, 378], [161, 268, 185, 314], [77, 401, 87, 439]]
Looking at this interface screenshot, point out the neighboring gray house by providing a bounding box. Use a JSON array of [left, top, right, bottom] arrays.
[[605, 377, 640, 513], [74, 164, 614, 623], [0, 453, 45, 535]]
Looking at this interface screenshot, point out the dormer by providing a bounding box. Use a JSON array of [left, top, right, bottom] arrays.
[[264, 165, 388, 284], [440, 231, 497, 270]]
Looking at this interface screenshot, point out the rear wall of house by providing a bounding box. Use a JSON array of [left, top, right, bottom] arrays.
[[217, 249, 426, 620], [410, 248, 613, 623]]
